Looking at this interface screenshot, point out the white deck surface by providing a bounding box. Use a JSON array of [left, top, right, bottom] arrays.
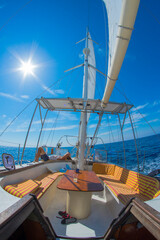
[[44, 185, 121, 239], [146, 195, 160, 212], [0, 162, 124, 238]]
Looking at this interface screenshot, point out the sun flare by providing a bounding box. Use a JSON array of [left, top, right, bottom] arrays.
[[19, 59, 36, 78]]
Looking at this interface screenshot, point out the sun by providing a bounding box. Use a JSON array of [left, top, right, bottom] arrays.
[[21, 61, 34, 76], [12, 49, 41, 81], [19, 59, 36, 78]]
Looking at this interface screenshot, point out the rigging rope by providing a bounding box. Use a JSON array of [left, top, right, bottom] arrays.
[[116, 114, 120, 143], [39, 114, 47, 147], [115, 83, 160, 140], [43, 43, 84, 147], [87, 0, 90, 30], [102, 0, 108, 85], [0, 70, 75, 139], [129, 110, 145, 171], [65, 67, 82, 97], [107, 115, 115, 143], [96, 75, 103, 99], [49, 112, 60, 146], [0, 139, 34, 147], [66, 136, 78, 147], [106, 115, 113, 150], [45, 112, 57, 146], [130, 110, 141, 152], [142, 3, 160, 26], [130, 110, 145, 169], [0, 139, 21, 146], [0, 0, 33, 32], [45, 49, 84, 146], [36, 42, 85, 148]]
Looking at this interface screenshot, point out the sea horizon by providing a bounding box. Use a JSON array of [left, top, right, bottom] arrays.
[[0, 133, 160, 175]]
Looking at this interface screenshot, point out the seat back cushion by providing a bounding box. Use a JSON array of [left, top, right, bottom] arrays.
[[105, 164, 115, 175], [114, 166, 129, 182], [35, 172, 63, 199], [125, 170, 139, 190], [92, 163, 106, 174], [136, 174, 160, 200], [92, 163, 115, 175]]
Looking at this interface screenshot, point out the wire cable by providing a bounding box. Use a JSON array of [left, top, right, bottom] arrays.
[[49, 112, 60, 146], [0, 0, 33, 32], [115, 83, 160, 139], [142, 3, 160, 26], [101, 0, 108, 85], [0, 70, 75, 138]]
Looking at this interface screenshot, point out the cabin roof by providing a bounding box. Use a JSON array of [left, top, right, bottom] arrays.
[[36, 98, 133, 114]]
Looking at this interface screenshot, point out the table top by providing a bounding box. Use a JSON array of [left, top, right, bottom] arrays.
[[57, 170, 104, 192]]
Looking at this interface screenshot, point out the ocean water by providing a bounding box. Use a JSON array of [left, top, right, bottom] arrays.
[[0, 134, 160, 175]]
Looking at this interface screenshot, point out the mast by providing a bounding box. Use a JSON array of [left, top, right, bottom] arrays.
[[78, 29, 90, 170]]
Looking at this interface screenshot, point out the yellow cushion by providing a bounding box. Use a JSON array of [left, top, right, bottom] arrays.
[[97, 174, 116, 181], [99, 166, 160, 204], [105, 164, 115, 175], [92, 163, 106, 174], [92, 163, 115, 175], [35, 172, 63, 199], [4, 180, 41, 198], [103, 179, 138, 205], [114, 166, 124, 180], [135, 173, 160, 199], [154, 189, 160, 198], [125, 170, 138, 190]]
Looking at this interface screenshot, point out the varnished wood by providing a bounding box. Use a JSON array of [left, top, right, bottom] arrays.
[[57, 170, 104, 192]]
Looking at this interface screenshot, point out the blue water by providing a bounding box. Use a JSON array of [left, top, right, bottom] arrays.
[[0, 134, 160, 175]]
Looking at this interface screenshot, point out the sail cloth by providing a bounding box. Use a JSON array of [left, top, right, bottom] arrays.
[[102, 0, 140, 106], [87, 32, 96, 101], [82, 32, 96, 122]]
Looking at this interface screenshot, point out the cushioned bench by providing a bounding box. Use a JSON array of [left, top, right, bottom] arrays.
[[92, 163, 160, 205], [34, 172, 63, 199], [4, 171, 63, 200], [4, 179, 41, 198]]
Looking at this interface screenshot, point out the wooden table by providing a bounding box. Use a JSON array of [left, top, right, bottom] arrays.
[[57, 170, 104, 219]]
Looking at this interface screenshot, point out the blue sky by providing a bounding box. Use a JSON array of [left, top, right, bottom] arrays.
[[0, 0, 160, 148]]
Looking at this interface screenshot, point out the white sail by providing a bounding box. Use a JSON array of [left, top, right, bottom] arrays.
[[88, 32, 96, 100], [102, 0, 140, 106], [82, 32, 96, 122]]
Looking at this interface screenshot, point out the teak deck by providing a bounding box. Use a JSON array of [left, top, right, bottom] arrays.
[[57, 170, 104, 192]]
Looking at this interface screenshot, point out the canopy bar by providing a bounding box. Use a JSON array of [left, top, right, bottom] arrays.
[[68, 97, 76, 111], [36, 97, 133, 114]]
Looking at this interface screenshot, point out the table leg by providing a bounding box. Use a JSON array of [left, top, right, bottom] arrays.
[[66, 191, 92, 219]]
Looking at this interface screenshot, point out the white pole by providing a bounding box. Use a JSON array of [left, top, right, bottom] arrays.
[[118, 114, 126, 168], [128, 109, 139, 172], [36, 109, 48, 153], [78, 30, 89, 170], [20, 103, 38, 165], [86, 112, 103, 159]]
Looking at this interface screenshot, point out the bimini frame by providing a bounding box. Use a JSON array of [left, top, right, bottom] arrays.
[[20, 97, 140, 171]]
